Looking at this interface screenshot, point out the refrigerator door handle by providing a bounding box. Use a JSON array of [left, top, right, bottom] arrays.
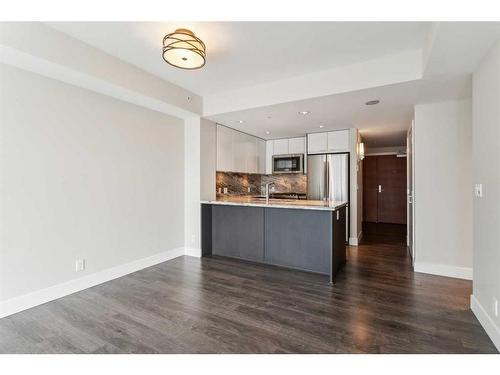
[[323, 159, 328, 200], [325, 159, 329, 201], [323, 157, 328, 201]]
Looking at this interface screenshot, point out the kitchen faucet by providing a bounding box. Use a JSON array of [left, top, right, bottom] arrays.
[[265, 183, 274, 205]]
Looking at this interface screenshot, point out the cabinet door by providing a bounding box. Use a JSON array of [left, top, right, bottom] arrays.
[[257, 139, 266, 174], [265, 140, 273, 174], [327, 130, 349, 152], [264, 208, 331, 274], [232, 131, 246, 172], [288, 137, 306, 154], [273, 139, 289, 155], [212, 205, 265, 262], [307, 132, 328, 154], [216, 125, 233, 171], [245, 134, 258, 173]]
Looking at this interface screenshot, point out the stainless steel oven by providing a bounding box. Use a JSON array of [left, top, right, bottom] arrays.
[[272, 154, 304, 174]]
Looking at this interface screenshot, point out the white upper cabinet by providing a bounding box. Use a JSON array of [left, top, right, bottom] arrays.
[[217, 125, 233, 171], [307, 132, 328, 154], [265, 140, 273, 174], [217, 124, 264, 174], [245, 134, 258, 173], [288, 137, 306, 154], [232, 130, 247, 172], [257, 139, 266, 174], [273, 139, 289, 155], [307, 130, 350, 154], [217, 126, 308, 174], [327, 130, 349, 152], [271, 137, 306, 156]]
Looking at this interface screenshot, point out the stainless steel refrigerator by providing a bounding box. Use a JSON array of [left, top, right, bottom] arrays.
[[307, 153, 349, 238]]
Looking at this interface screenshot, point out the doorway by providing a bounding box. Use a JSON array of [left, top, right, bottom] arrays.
[[362, 154, 407, 245], [407, 122, 415, 264]]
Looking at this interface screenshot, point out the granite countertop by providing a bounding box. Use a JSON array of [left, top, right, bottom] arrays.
[[201, 196, 348, 211]]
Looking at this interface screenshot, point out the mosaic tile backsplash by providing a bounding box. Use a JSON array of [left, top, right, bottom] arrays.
[[216, 171, 307, 196]]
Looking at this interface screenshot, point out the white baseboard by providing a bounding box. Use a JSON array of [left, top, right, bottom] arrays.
[[471, 294, 500, 351], [348, 231, 362, 246], [184, 247, 201, 258], [414, 261, 473, 280], [0, 247, 185, 319]]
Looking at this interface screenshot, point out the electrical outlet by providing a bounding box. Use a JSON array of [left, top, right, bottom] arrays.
[[247, 187, 251, 193], [223, 187, 228, 194], [474, 183, 483, 198], [75, 258, 86, 272], [494, 298, 498, 318]]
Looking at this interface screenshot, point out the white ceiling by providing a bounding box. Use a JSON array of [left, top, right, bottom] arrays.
[[47, 22, 429, 96], [46, 22, 500, 147], [207, 75, 472, 147]]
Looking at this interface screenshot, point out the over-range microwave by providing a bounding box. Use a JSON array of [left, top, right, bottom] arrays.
[[272, 154, 304, 174]]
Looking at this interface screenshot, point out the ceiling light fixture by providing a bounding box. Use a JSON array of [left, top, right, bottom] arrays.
[[319, 125, 325, 128], [298, 111, 310, 115], [365, 100, 380, 106], [237, 120, 245, 124], [265, 131, 270, 135], [162, 29, 206, 70], [358, 142, 365, 160]]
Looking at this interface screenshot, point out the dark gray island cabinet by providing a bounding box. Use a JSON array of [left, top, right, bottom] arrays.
[[201, 200, 347, 283]]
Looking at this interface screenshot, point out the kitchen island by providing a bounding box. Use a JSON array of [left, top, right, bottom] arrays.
[[201, 197, 348, 283]]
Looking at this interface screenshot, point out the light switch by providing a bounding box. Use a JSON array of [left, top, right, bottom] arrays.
[[474, 183, 483, 198]]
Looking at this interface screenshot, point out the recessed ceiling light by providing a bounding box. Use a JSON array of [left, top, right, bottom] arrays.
[[237, 120, 245, 124], [319, 125, 325, 128], [265, 131, 270, 135], [298, 111, 310, 115], [365, 100, 380, 106]]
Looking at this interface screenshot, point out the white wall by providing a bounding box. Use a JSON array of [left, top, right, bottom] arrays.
[[0, 64, 185, 308], [471, 39, 500, 351], [200, 119, 217, 201], [184, 117, 202, 257], [356, 132, 363, 244], [349, 128, 362, 245], [413, 99, 473, 279], [184, 117, 217, 258]]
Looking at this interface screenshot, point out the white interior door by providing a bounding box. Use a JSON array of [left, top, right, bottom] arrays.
[[407, 121, 415, 264]]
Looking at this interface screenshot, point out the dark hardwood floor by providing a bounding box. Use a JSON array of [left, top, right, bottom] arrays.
[[362, 221, 407, 246], [0, 238, 496, 353]]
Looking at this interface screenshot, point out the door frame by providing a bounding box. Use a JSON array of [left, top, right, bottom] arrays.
[[407, 120, 416, 266]]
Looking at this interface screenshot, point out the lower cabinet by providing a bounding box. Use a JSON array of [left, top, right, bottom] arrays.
[[206, 204, 345, 277], [212, 205, 264, 262], [332, 206, 347, 278], [264, 208, 331, 274]]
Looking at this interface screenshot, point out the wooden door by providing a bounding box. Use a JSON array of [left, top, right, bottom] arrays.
[[363, 155, 407, 224], [377, 155, 407, 224]]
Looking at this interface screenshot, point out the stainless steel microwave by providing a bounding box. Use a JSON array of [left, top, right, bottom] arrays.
[[272, 154, 304, 174]]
